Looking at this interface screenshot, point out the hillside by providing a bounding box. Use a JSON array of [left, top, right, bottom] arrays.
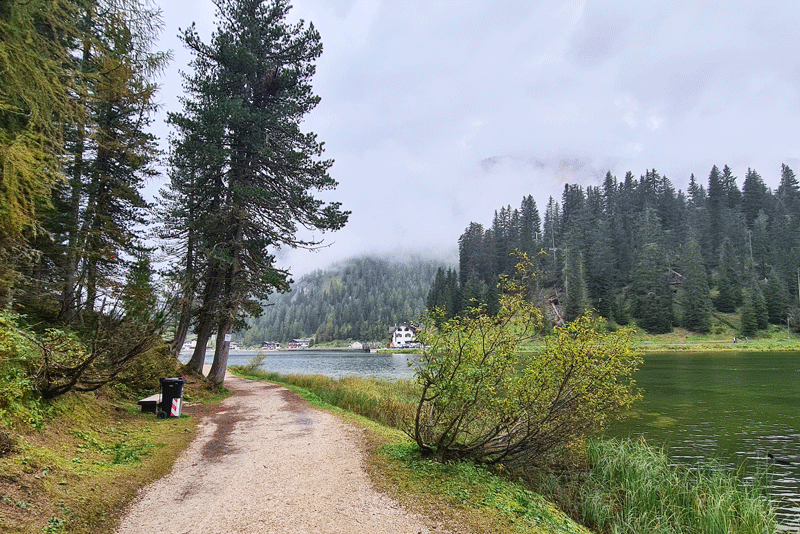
[[239, 255, 451, 346]]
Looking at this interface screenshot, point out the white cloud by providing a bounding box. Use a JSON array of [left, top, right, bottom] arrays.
[[153, 0, 800, 276]]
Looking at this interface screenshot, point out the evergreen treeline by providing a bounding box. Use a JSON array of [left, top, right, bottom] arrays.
[[430, 166, 799, 336], [241, 257, 442, 345]]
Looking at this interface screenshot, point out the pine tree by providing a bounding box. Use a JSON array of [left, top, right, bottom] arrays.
[[169, 0, 349, 384], [680, 237, 712, 332], [765, 267, 788, 325]]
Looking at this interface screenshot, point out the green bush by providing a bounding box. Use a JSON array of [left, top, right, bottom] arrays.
[[411, 257, 642, 465], [0, 312, 48, 428], [111, 343, 181, 399]]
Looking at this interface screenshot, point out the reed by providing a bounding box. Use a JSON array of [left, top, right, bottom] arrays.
[[580, 438, 776, 534], [235, 368, 420, 430]]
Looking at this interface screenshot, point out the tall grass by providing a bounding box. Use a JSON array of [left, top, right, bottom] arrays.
[[580, 438, 776, 534], [234, 367, 420, 431]]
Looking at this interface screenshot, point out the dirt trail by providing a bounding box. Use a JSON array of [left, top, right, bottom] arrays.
[[116, 372, 444, 534]]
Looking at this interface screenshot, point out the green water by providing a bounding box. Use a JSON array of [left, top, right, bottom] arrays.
[[606, 351, 800, 530]]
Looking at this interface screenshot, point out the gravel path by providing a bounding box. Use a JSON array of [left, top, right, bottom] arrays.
[[116, 372, 444, 534]]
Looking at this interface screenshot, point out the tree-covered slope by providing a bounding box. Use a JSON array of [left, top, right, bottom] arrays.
[[240, 256, 450, 345], [431, 165, 800, 336]]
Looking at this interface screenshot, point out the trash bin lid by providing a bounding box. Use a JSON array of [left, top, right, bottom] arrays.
[[160, 377, 186, 384]]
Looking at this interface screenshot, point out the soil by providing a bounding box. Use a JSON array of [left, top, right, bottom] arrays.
[[115, 371, 447, 534]]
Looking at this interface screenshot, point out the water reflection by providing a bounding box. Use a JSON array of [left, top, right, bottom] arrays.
[[607, 352, 800, 531]]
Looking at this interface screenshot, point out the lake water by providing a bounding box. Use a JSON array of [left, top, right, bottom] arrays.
[[606, 351, 800, 531], [184, 348, 800, 530], [179, 349, 418, 381]]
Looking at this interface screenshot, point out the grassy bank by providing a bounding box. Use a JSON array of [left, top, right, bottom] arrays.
[[0, 377, 226, 533], [232, 367, 777, 534], [514, 322, 800, 353]]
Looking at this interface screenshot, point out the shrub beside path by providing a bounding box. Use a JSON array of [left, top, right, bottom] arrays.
[[116, 371, 445, 534]]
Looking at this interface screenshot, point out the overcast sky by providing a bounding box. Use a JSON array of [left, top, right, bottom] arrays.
[[151, 0, 800, 277]]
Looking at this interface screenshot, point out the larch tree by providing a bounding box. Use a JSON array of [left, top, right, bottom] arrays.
[[167, 0, 349, 385], [0, 0, 79, 306], [29, 0, 170, 321]]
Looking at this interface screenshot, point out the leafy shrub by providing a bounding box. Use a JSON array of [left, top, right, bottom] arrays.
[[411, 256, 642, 465], [110, 342, 180, 399], [0, 312, 49, 428], [239, 353, 268, 374]]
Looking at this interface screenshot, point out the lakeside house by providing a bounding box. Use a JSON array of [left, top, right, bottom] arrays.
[[261, 341, 281, 350], [288, 338, 310, 349], [389, 323, 418, 348]]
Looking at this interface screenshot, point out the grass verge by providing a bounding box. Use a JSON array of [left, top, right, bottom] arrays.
[[0, 375, 226, 533]]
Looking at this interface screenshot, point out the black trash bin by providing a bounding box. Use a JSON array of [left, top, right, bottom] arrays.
[[158, 377, 186, 418]]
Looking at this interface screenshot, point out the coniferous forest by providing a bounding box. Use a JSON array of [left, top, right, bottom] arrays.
[[241, 256, 441, 345], [429, 165, 800, 336]]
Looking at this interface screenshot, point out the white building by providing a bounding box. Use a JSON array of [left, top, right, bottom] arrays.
[[389, 323, 418, 348]]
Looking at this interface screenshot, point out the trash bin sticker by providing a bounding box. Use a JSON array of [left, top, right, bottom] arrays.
[[170, 397, 181, 417]]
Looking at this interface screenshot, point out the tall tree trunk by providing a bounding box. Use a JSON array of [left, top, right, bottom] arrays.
[[208, 318, 232, 386], [168, 232, 195, 358], [185, 310, 213, 374], [60, 23, 92, 323], [185, 262, 222, 374]]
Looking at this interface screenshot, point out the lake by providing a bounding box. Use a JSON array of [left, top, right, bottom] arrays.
[[184, 348, 800, 530], [606, 351, 800, 531], [179, 349, 418, 381]]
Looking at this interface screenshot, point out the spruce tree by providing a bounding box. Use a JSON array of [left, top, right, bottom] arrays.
[[631, 210, 672, 334], [715, 238, 741, 313], [681, 237, 712, 332], [741, 168, 771, 228], [765, 267, 788, 325], [740, 290, 758, 337], [562, 244, 588, 322]]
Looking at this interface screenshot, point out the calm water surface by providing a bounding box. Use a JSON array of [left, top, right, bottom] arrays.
[[606, 351, 800, 531], [184, 349, 800, 530], [179, 349, 418, 381]]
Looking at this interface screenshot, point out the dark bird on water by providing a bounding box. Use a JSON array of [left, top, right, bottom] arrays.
[[768, 453, 792, 466]]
